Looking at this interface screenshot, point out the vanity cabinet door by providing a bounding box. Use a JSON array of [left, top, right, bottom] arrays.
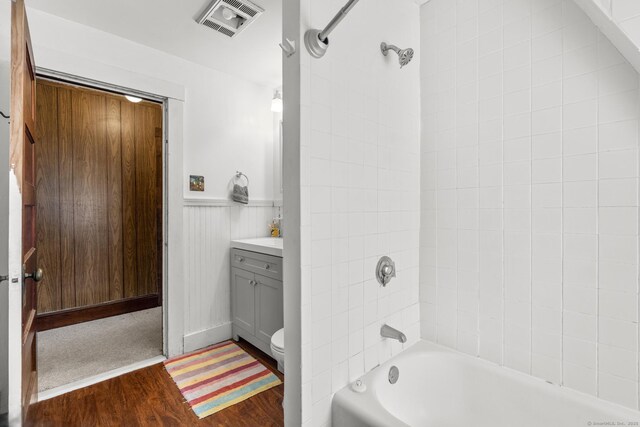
[[231, 267, 256, 334], [254, 274, 284, 344]]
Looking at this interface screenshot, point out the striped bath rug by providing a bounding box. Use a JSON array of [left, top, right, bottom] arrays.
[[164, 340, 282, 419]]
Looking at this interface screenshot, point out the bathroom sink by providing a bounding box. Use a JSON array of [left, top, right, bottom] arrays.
[[231, 237, 283, 257]]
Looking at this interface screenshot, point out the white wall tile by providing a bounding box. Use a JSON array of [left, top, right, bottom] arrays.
[[599, 372, 639, 409], [302, 0, 422, 422], [421, 0, 640, 412], [612, 0, 640, 21]]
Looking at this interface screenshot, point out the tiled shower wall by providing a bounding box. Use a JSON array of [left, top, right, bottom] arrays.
[[299, 0, 421, 424], [420, 0, 640, 410], [595, 0, 640, 48]]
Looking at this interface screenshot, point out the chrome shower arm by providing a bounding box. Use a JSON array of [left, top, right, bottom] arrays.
[[381, 43, 401, 55], [380, 42, 415, 68], [318, 0, 361, 42]]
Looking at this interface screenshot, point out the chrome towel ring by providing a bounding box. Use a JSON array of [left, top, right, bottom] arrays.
[[235, 171, 249, 186]]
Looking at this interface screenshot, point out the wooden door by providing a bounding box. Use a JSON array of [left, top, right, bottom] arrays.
[[10, 0, 40, 421]]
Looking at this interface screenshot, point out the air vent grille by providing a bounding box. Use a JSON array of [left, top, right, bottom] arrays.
[[225, 0, 258, 17], [202, 20, 235, 37], [197, 0, 264, 38]]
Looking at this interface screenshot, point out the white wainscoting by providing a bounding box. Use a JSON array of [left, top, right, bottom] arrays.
[[183, 202, 277, 352]]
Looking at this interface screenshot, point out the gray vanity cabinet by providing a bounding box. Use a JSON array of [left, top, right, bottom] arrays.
[[255, 275, 283, 343], [231, 248, 283, 356], [231, 268, 256, 334]]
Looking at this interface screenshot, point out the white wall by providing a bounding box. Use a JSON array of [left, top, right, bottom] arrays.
[[26, 8, 278, 202], [182, 204, 276, 352], [299, 0, 421, 425], [282, 0, 303, 423], [420, 0, 640, 411], [19, 13, 283, 353], [0, 5, 281, 364]]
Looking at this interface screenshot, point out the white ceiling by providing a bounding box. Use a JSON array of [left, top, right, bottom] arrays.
[[26, 0, 283, 88]]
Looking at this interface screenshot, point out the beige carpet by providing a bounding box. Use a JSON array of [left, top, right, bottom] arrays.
[[37, 307, 163, 392]]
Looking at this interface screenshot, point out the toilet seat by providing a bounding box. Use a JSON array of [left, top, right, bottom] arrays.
[[271, 328, 284, 353]]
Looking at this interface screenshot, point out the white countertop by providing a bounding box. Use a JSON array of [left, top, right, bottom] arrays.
[[231, 237, 283, 257]]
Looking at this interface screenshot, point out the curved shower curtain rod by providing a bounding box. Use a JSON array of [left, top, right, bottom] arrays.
[[304, 0, 361, 59]]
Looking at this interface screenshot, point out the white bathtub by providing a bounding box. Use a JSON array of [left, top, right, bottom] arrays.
[[332, 340, 640, 427]]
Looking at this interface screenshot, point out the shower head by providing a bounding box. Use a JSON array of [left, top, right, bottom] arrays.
[[381, 42, 414, 68]]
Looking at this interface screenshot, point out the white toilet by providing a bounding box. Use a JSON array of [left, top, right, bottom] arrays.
[[270, 328, 285, 373]]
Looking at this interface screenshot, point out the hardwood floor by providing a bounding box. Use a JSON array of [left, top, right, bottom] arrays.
[[27, 339, 284, 427]]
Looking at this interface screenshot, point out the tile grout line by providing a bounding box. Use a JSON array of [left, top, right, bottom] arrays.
[[475, 0, 481, 359], [433, 1, 439, 348], [560, 0, 565, 388], [595, 27, 601, 400], [637, 64, 640, 411], [636, 48, 640, 411], [636, 63, 640, 408], [454, 0, 459, 352], [500, 0, 506, 369], [529, 0, 534, 377]]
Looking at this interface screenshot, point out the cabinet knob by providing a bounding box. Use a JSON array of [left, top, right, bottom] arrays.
[[250, 280, 258, 286], [238, 257, 245, 262], [265, 264, 271, 270]]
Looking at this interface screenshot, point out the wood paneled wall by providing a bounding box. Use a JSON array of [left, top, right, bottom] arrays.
[[35, 80, 162, 315]]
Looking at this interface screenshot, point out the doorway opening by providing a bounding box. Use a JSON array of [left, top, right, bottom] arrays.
[[33, 76, 165, 394]]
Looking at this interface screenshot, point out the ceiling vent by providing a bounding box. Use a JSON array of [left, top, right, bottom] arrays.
[[196, 0, 265, 38]]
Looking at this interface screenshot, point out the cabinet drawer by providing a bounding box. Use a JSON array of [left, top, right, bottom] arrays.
[[231, 248, 282, 280]]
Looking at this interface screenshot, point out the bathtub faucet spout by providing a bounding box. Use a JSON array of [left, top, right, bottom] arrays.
[[381, 324, 407, 343]]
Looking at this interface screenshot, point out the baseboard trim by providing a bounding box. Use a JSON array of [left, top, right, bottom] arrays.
[[183, 323, 232, 353], [37, 355, 166, 402], [36, 295, 161, 331]]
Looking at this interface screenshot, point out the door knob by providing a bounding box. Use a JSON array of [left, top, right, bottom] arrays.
[[25, 268, 44, 282]]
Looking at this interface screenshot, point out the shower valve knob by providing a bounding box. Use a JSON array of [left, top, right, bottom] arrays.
[[376, 256, 396, 287]]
